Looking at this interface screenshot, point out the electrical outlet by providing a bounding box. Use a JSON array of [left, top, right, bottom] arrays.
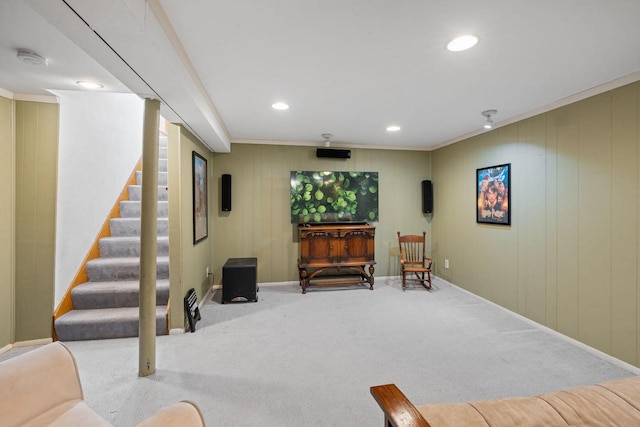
[[206, 267, 210, 277], [444, 259, 449, 269]]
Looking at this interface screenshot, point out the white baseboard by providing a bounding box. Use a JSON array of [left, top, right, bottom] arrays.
[[0, 338, 53, 356], [12, 338, 53, 348], [437, 276, 640, 376], [258, 280, 298, 287], [201, 286, 214, 308]]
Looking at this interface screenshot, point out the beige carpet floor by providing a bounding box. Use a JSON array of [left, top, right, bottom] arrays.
[[2, 276, 638, 426]]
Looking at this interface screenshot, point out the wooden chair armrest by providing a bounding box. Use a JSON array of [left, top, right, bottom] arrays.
[[370, 384, 431, 427], [424, 257, 433, 269]]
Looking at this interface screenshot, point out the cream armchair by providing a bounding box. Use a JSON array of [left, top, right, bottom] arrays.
[[0, 342, 205, 427]]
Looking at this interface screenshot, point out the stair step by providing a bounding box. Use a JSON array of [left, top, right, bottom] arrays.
[[120, 200, 168, 218], [86, 256, 169, 281], [128, 185, 169, 201], [55, 137, 172, 342], [99, 236, 169, 257], [72, 280, 169, 309], [109, 217, 169, 237], [136, 171, 168, 186], [55, 306, 168, 341]]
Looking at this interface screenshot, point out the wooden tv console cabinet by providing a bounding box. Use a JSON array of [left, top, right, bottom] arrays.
[[297, 223, 376, 294]]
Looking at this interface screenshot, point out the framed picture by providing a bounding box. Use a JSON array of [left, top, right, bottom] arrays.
[[192, 151, 208, 243], [476, 163, 511, 225]]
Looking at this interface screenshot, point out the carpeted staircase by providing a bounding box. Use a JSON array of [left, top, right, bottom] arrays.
[[55, 137, 170, 341]]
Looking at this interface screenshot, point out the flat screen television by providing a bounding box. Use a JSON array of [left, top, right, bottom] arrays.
[[290, 171, 379, 224]]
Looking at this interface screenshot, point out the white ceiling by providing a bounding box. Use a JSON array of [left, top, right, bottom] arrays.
[[2, 0, 640, 152]]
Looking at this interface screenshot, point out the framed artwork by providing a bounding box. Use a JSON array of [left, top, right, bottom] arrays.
[[192, 151, 208, 243], [476, 163, 511, 225]]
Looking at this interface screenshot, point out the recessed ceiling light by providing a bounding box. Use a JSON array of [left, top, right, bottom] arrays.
[[272, 102, 289, 110], [386, 125, 401, 132], [447, 35, 478, 52], [76, 81, 103, 89]]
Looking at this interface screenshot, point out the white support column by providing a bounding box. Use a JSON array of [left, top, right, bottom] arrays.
[[139, 98, 160, 377]]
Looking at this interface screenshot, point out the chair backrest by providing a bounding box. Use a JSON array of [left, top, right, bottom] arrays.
[[397, 231, 427, 265]]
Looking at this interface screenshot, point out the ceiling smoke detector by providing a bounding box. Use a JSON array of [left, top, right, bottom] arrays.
[[321, 133, 333, 147], [16, 49, 48, 67]]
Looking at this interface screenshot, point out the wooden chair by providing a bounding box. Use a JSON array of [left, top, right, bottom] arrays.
[[397, 231, 432, 290]]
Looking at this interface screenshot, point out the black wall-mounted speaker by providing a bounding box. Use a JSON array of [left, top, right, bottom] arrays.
[[422, 180, 433, 213], [221, 174, 232, 211], [316, 148, 351, 159]]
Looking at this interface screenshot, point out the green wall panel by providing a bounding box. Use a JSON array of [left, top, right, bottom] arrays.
[[610, 85, 638, 364], [14, 101, 58, 342], [432, 81, 640, 366], [0, 96, 14, 348], [168, 124, 214, 330], [211, 144, 431, 286]]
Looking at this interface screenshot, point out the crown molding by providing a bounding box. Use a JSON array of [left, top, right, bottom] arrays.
[[231, 138, 431, 152], [433, 71, 640, 151], [0, 87, 59, 103]]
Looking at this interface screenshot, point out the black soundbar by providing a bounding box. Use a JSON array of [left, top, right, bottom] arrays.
[[316, 148, 351, 159]]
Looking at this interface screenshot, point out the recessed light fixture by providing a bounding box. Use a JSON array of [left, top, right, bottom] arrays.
[[76, 81, 103, 89], [447, 35, 478, 52], [16, 49, 48, 67], [386, 125, 401, 132], [272, 102, 289, 110]]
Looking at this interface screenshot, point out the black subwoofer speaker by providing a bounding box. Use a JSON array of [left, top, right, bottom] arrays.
[[222, 258, 258, 303], [422, 180, 433, 213], [221, 174, 232, 211]]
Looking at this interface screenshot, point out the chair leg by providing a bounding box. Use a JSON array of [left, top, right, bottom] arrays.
[[412, 271, 431, 290], [413, 272, 424, 289], [402, 272, 406, 291]]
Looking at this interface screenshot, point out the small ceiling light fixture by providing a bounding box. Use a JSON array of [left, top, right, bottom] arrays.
[[386, 125, 401, 132], [481, 109, 497, 129], [321, 133, 333, 147], [76, 80, 103, 89], [16, 48, 48, 67], [447, 35, 478, 52], [272, 102, 289, 110]]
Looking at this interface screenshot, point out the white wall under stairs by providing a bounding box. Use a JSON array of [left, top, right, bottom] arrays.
[[53, 91, 143, 306]]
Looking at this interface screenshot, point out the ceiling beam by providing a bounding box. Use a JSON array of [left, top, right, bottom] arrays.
[[27, 0, 230, 152]]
